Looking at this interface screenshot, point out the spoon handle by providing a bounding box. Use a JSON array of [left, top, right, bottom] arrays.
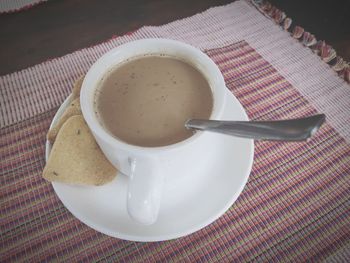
[[185, 114, 326, 141]]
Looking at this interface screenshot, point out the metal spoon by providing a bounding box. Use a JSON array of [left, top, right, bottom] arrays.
[[185, 114, 326, 141]]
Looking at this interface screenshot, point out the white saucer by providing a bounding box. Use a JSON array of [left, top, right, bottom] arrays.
[[45, 89, 254, 242]]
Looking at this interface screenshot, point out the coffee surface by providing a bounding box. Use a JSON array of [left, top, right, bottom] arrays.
[[94, 55, 213, 147]]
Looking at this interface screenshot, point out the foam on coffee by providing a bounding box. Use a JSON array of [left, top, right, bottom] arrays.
[[94, 55, 213, 147]]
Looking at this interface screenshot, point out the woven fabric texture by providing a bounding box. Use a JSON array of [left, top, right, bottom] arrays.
[[0, 0, 46, 13]]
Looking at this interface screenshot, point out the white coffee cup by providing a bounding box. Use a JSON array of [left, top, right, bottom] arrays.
[[80, 39, 227, 225]]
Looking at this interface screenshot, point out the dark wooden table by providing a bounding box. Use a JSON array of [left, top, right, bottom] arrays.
[[0, 0, 349, 75]]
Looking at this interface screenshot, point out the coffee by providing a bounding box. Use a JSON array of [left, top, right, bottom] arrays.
[[94, 55, 213, 147]]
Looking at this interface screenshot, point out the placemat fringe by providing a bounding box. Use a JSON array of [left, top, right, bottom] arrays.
[[251, 0, 350, 83]]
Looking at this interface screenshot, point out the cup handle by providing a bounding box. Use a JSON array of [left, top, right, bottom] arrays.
[[127, 157, 163, 225]]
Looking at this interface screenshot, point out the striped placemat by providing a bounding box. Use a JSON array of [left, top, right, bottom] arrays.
[[0, 0, 46, 13], [1, 0, 349, 261]]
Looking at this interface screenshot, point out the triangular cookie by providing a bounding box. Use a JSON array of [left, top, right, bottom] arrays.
[[47, 98, 82, 143], [72, 75, 85, 99], [43, 115, 117, 186]]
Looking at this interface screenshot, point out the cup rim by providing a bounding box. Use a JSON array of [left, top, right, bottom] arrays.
[[81, 38, 226, 154]]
